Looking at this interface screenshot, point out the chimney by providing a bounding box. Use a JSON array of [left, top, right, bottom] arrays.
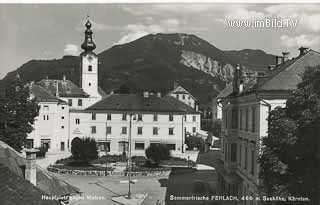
[[282, 52, 290, 63], [173, 82, 179, 90], [143, 91, 149, 98], [63, 75, 66, 81], [298, 47, 309, 56], [157, 92, 161, 98], [232, 64, 243, 95], [24, 148, 39, 186], [275, 56, 282, 66], [195, 104, 199, 111]]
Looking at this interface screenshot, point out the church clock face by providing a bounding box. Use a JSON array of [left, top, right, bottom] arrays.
[[88, 55, 93, 62]]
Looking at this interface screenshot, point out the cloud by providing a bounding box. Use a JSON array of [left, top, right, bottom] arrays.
[[115, 30, 149, 45], [280, 34, 320, 48], [225, 8, 265, 20], [63, 44, 79, 56]]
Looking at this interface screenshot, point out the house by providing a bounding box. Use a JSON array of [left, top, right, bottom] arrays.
[[216, 48, 320, 205], [168, 82, 198, 110], [0, 140, 80, 204], [69, 93, 201, 156]]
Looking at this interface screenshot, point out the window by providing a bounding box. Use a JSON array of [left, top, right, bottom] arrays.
[[176, 94, 179, 99], [43, 115, 49, 120], [231, 143, 237, 163], [169, 115, 174, 121], [75, 118, 80, 124], [107, 114, 111, 120], [224, 143, 228, 161], [169, 128, 174, 135], [251, 150, 255, 175], [231, 109, 238, 129], [47, 115, 49, 120], [153, 114, 158, 122], [91, 126, 96, 134], [122, 114, 127, 121], [98, 141, 110, 152], [137, 127, 143, 135], [167, 144, 176, 150], [188, 96, 191, 100], [137, 114, 143, 121], [41, 139, 51, 149], [122, 127, 127, 134], [182, 95, 185, 99], [88, 65, 92, 71], [61, 106, 65, 110], [92, 113, 96, 120], [153, 127, 158, 135], [184, 115, 187, 121], [106, 126, 112, 134], [245, 147, 248, 170], [25, 139, 34, 149], [78, 99, 82, 106], [43, 105, 49, 111], [252, 107, 256, 132], [192, 127, 196, 133], [192, 115, 196, 122], [68, 99, 72, 106], [61, 116, 64, 120], [89, 83, 91, 86], [245, 108, 249, 131], [135, 143, 145, 150], [61, 126, 64, 129]]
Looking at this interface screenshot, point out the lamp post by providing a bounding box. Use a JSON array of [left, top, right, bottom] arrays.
[[127, 113, 133, 199]]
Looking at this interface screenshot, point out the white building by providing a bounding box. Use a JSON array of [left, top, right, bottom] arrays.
[[26, 19, 201, 155], [216, 48, 320, 204], [168, 82, 198, 110]]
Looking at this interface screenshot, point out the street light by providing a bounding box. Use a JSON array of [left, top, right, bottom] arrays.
[[127, 113, 134, 199]]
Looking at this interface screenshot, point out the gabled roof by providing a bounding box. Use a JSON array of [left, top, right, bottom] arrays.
[[216, 84, 233, 99], [86, 94, 186, 113], [256, 50, 320, 91], [0, 166, 59, 205], [163, 96, 200, 114], [169, 85, 197, 101], [37, 79, 89, 98]]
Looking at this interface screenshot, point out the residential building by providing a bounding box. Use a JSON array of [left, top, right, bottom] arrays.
[[168, 82, 198, 110], [69, 93, 200, 156], [216, 48, 320, 204]]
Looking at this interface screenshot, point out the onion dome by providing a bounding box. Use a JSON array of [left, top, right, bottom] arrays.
[[81, 19, 96, 52]]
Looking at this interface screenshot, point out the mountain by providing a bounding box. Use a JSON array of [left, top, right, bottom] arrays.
[[1, 33, 275, 108]]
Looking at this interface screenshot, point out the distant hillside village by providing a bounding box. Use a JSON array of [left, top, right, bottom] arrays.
[[25, 19, 202, 156]]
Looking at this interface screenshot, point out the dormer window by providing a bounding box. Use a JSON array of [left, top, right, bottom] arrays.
[[88, 65, 92, 71]]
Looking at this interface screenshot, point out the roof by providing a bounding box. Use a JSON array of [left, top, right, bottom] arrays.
[[169, 85, 197, 100], [163, 96, 200, 114], [37, 79, 89, 98], [0, 166, 59, 205], [219, 50, 320, 99], [36, 167, 80, 196], [256, 50, 320, 91], [86, 94, 188, 113], [29, 84, 61, 103]]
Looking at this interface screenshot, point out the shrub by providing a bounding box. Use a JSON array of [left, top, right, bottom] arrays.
[[145, 144, 170, 165], [185, 136, 205, 151], [71, 137, 98, 163]]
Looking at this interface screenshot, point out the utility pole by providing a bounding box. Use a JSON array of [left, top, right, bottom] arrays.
[[127, 113, 133, 199]]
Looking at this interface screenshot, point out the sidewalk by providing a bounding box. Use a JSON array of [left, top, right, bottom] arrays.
[[36, 151, 71, 169]]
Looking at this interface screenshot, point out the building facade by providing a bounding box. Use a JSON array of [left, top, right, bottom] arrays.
[[217, 48, 320, 204]]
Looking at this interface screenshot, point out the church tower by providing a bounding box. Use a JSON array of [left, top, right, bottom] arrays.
[[80, 18, 100, 98]]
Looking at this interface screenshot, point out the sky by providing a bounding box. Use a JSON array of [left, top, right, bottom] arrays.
[[1, 3, 320, 78]]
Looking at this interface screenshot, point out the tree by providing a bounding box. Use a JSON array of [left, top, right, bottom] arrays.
[[260, 66, 320, 203], [145, 144, 170, 165], [71, 137, 98, 164], [0, 75, 39, 152]]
